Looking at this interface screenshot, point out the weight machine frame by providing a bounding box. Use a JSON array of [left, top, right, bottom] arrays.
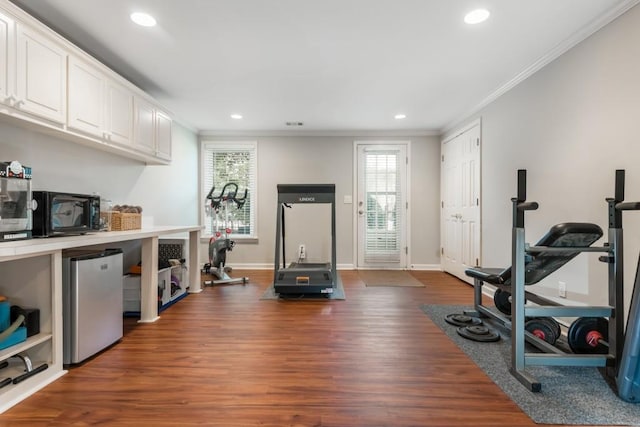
[[466, 170, 637, 393]]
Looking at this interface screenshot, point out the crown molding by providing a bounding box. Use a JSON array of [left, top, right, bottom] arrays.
[[441, 0, 640, 135], [198, 129, 440, 138]]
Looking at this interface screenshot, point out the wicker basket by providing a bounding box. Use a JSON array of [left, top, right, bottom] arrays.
[[110, 212, 142, 231]]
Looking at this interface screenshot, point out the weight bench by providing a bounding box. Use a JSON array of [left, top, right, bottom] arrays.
[[461, 169, 640, 399], [466, 222, 603, 288], [465, 221, 609, 392]]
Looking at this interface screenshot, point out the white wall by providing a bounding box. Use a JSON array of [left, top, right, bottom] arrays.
[[199, 134, 441, 269], [127, 124, 199, 226], [453, 5, 640, 313], [0, 119, 199, 227]]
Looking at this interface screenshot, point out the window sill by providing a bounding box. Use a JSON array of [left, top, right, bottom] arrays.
[[200, 236, 259, 244]]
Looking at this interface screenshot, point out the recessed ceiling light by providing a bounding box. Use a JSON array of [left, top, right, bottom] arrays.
[[130, 12, 157, 27], [230, 114, 243, 119], [394, 114, 407, 120], [464, 9, 490, 25]]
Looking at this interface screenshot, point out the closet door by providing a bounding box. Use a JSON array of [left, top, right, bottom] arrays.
[[441, 121, 481, 282]]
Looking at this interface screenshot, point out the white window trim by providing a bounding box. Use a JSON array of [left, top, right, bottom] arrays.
[[200, 140, 258, 241]]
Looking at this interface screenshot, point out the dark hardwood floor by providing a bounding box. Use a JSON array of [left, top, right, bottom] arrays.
[[0, 270, 608, 426]]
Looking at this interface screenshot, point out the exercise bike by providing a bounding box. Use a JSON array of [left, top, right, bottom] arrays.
[[202, 183, 249, 286]]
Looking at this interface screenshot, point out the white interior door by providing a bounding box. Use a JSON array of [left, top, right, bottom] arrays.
[[356, 143, 408, 269], [441, 123, 481, 282]]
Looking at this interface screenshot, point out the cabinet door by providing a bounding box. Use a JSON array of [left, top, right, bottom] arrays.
[[105, 80, 133, 146], [15, 23, 67, 124], [133, 96, 155, 154], [0, 11, 14, 105], [67, 56, 104, 136], [155, 109, 172, 161]]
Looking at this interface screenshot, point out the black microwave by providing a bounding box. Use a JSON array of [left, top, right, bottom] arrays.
[[32, 191, 100, 237]]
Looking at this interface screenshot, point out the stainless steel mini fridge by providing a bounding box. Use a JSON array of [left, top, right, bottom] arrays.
[[62, 248, 123, 364]]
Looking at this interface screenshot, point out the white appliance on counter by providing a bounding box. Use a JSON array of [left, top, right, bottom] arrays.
[[62, 248, 123, 364]]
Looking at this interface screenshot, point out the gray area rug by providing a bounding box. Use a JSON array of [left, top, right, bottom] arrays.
[[421, 304, 640, 425], [260, 278, 345, 300]]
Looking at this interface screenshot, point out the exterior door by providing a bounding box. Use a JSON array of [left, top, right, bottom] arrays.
[[441, 122, 481, 282], [356, 142, 408, 269]]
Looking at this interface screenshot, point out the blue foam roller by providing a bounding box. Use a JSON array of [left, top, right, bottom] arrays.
[[0, 326, 27, 350], [0, 301, 9, 331]]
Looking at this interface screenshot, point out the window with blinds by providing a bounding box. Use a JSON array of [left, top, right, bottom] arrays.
[[201, 141, 257, 238], [364, 150, 402, 262]]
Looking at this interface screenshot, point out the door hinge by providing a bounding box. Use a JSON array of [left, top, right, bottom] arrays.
[[441, 247, 444, 255], [476, 138, 480, 146], [406, 156, 409, 165], [405, 247, 408, 255], [406, 201, 408, 209], [441, 201, 444, 208], [441, 155, 444, 162], [476, 198, 479, 206], [476, 258, 479, 266]]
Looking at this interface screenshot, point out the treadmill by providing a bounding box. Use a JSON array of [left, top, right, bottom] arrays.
[[273, 184, 338, 296]]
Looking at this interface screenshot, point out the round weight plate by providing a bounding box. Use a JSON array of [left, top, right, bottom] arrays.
[[493, 289, 512, 315], [543, 317, 562, 339], [444, 313, 483, 327], [466, 325, 490, 335], [525, 318, 558, 344], [456, 325, 500, 342], [567, 317, 608, 354]]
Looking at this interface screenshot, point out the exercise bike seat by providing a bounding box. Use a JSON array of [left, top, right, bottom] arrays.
[[465, 222, 603, 286]]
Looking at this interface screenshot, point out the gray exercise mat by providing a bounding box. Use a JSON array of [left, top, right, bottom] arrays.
[[421, 304, 640, 425]]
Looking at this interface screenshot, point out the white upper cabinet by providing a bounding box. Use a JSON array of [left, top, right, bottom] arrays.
[[15, 23, 66, 124], [68, 55, 133, 147], [155, 109, 172, 161], [67, 55, 103, 136], [133, 96, 156, 154], [134, 96, 172, 161], [105, 80, 133, 146], [0, 11, 14, 104], [0, 1, 171, 163]]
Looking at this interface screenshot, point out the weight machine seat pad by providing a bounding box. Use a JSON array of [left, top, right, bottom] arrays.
[[465, 222, 603, 286], [464, 267, 505, 285]]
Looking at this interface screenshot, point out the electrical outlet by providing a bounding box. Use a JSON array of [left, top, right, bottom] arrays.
[[558, 281, 567, 298], [298, 244, 306, 259]]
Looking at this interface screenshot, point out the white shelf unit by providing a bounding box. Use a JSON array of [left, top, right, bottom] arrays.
[[159, 238, 189, 303], [0, 225, 202, 414], [0, 253, 65, 414], [122, 238, 191, 315], [123, 267, 186, 314]]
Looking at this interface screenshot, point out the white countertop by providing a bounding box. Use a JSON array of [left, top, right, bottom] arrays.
[[0, 225, 203, 260]]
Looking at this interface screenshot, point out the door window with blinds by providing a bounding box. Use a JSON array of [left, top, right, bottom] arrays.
[[356, 143, 408, 268], [201, 141, 257, 239]]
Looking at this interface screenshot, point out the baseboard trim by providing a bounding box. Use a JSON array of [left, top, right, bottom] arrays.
[[409, 264, 442, 271], [210, 263, 439, 271], [227, 263, 272, 270]]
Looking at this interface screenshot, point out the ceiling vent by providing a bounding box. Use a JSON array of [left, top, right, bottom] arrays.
[[286, 121, 304, 127]]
